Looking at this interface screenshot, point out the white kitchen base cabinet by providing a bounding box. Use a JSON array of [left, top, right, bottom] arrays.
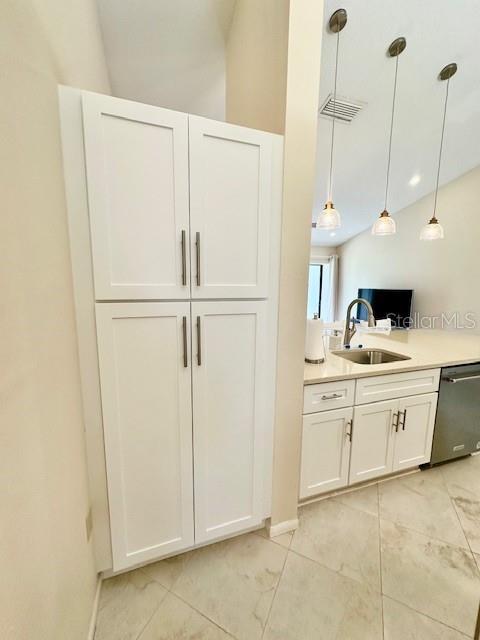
[[349, 400, 398, 484], [95, 302, 195, 570], [299, 407, 353, 499], [192, 301, 268, 543], [393, 393, 438, 471], [300, 371, 440, 501]]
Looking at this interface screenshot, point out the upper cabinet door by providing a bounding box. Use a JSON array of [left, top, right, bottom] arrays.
[[82, 93, 190, 300], [393, 393, 438, 471], [191, 300, 269, 543], [189, 116, 273, 299], [95, 302, 194, 570]]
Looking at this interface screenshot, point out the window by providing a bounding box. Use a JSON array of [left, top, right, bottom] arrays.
[[307, 264, 324, 318], [307, 259, 334, 320]]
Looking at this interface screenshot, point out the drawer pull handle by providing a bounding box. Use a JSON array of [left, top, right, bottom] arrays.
[[346, 419, 353, 442], [321, 393, 343, 401]]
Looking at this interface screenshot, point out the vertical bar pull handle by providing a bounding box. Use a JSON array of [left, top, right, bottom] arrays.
[[346, 419, 353, 442], [181, 230, 187, 286], [393, 412, 400, 432], [182, 316, 188, 367], [195, 232, 201, 286], [401, 409, 407, 431], [196, 316, 202, 366]]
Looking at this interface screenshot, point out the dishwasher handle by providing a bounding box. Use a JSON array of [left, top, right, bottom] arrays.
[[443, 373, 480, 384]]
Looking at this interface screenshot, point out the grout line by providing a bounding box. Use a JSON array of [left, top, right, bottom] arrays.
[[167, 590, 237, 638], [135, 587, 169, 640], [377, 484, 385, 640], [382, 594, 472, 639], [260, 546, 290, 639]]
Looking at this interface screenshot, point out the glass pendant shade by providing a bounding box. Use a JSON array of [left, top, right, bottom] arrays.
[[420, 217, 444, 240], [372, 210, 396, 236], [317, 201, 341, 229]]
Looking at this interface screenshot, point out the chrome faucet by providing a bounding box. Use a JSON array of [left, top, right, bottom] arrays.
[[343, 298, 376, 346]]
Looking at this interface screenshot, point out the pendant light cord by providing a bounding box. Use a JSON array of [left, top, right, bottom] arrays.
[[328, 28, 340, 201], [432, 78, 450, 218], [384, 54, 399, 211]]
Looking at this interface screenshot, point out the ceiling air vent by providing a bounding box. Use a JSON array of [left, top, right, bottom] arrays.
[[318, 94, 364, 123]]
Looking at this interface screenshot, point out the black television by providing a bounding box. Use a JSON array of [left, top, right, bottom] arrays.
[[356, 288, 413, 328]]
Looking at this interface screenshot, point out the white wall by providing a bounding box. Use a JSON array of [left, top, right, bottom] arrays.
[[0, 1, 110, 639], [337, 166, 480, 330]]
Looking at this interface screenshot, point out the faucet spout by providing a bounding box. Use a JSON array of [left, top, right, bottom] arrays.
[[343, 298, 376, 347]]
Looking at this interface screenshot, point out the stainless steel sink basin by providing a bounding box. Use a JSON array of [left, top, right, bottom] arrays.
[[331, 348, 411, 365]]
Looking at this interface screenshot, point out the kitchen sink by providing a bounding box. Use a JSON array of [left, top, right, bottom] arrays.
[[331, 348, 411, 365]]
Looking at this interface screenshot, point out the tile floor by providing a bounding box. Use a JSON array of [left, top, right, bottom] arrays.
[[95, 455, 480, 640]]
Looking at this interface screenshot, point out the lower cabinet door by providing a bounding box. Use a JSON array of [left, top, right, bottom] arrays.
[[192, 300, 269, 543], [299, 407, 353, 499], [393, 392, 438, 471], [349, 399, 397, 484], [96, 302, 194, 570]]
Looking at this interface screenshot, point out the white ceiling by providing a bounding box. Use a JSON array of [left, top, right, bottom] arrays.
[[312, 0, 480, 247], [96, 0, 236, 120]]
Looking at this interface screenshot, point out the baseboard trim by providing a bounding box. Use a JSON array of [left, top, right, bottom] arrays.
[[87, 575, 102, 640], [268, 518, 299, 538]]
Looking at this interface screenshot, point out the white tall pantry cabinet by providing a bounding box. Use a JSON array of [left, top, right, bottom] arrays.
[[60, 89, 283, 572]]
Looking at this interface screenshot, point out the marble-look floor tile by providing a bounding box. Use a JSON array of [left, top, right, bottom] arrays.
[[291, 498, 381, 590], [141, 552, 187, 590], [383, 597, 470, 640], [378, 469, 469, 548], [263, 551, 383, 640], [381, 519, 480, 637], [331, 483, 379, 517], [255, 526, 293, 549], [172, 533, 286, 640], [139, 592, 233, 640], [441, 456, 480, 555], [95, 569, 167, 640]]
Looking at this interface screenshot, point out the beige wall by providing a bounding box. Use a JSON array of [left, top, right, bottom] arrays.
[[0, 2, 110, 639], [337, 166, 480, 330], [226, 0, 289, 134], [226, 0, 325, 526]]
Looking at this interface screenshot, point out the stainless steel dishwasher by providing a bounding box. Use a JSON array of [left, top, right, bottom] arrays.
[[430, 363, 480, 464]]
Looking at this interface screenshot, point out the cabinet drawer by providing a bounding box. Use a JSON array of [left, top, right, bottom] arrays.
[[355, 368, 440, 405], [303, 379, 355, 414]]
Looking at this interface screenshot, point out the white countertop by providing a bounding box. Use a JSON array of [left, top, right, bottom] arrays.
[[304, 329, 480, 384]]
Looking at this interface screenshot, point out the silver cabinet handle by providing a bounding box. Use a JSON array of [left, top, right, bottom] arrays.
[[321, 393, 343, 401], [393, 411, 400, 432], [195, 231, 201, 286], [444, 374, 480, 384], [181, 230, 187, 286], [182, 316, 188, 367], [346, 419, 353, 442], [196, 316, 202, 366]]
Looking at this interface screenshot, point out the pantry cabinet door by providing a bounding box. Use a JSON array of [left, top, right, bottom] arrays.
[[192, 301, 269, 543], [393, 393, 438, 471], [83, 93, 190, 300], [95, 302, 194, 570], [189, 116, 274, 299], [349, 400, 398, 484], [300, 407, 353, 499]]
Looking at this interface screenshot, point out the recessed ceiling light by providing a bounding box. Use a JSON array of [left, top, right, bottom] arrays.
[[409, 173, 421, 186], [330, 232, 336, 237]]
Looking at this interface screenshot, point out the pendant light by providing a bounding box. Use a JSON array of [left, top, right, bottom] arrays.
[[316, 8, 347, 230], [372, 37, 406, 236], [420, 63, 457, 240]]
